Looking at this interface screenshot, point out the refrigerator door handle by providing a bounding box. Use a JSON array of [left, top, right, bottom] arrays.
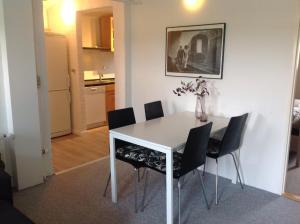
[[68, 91, 71, 105], [67, 73, 71, 89], [90, 87, 98, 91]]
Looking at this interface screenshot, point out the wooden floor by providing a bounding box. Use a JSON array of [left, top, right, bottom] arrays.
[[283, 192, 300, 202], [51, 126, 109, 173]]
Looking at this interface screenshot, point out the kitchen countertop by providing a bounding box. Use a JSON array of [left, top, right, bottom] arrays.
[[84, 79, 115, 87]]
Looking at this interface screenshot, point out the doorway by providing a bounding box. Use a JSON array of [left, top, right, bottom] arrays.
[[284, 23, 300, 201], [41, 1, 121, 174]]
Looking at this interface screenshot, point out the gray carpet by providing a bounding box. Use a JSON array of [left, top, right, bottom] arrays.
[[14, 158, 300, 224]]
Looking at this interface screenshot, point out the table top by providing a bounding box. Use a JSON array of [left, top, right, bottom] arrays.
[[110, 111, 229, 151]]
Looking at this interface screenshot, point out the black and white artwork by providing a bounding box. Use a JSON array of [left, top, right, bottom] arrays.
[[165, 23, 226, 79]]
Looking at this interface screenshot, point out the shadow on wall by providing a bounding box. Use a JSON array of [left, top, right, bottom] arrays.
[[169, 95, 194, 115], [168, 80, 220, 116], [207, 81, 220, 116], [239, 113, 272, 183]]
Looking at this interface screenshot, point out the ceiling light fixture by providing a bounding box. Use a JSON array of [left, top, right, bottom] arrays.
[[183, 0, 205, 11], [61, 0, 75, 25]]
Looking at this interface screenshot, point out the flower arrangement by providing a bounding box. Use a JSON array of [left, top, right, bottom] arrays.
[[173, 76, 209, 121], [173, 77, 209, 97]]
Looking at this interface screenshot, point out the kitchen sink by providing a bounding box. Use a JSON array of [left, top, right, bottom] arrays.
[[84, 79, 115, 87]]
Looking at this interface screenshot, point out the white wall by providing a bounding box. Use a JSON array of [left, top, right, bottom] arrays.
[[0, 1, 14, 181], [0, 0, 44, 189], [112, 1, 130, 107], [0, 52, 7, 134], [0, 4, 12, 135], [0, 36, 11, 177], [82, 50, 115, 74], [129, 0, 300, 194]]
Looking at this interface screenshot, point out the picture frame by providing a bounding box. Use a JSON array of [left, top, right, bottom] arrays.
[[165, 23, 226, 79]]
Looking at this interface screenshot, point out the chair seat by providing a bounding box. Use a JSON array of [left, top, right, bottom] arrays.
[[145, 151, 183, 178], [116, 144, 151, 168], [206, 138, 221, 159]]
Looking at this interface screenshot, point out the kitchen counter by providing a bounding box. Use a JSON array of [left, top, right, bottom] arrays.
[[84, 79, 115, 87]]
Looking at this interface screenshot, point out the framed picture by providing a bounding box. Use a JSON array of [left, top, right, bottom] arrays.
[[165, 23, 226, 79]]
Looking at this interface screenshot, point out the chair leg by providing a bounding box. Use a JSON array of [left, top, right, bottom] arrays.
[[134, 168, 138, 213], [141, 168, 149, 212], [215, 159, 218, 205], [178, 178, 181, 224], [203, 160, 206, 177], [196, 170, 210, 210], [103, 173, 111, 197], [230, 153, 244, 189], [181, 175, 185, 189], [138, 169, 140, 182]]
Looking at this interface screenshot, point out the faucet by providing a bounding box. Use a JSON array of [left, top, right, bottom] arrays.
[[99, 73, 103, 81]]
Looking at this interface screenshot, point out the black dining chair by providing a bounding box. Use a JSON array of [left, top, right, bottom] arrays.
[[142, 100, 165, 180], [103, 107, 150, 212], [141, 123, 213, 224], [144, 100, 164, 121], [204, 113, 248, 205]]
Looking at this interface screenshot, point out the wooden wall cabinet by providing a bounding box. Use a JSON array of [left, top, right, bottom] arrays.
[[81, 15, 114, 51], [99, 16, 111, 50]]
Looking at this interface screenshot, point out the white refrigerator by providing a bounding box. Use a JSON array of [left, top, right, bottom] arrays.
[[45, 33, 71, 138]]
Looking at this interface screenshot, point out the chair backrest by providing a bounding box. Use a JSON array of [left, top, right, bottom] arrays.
[[180, 122, 213, 176], [144, 101, 164, 121], [107, 107, 136, 149], [107, 107, 136, 130], [219, 113, 248, 157]]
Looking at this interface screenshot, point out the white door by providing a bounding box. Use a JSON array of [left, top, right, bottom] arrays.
[[49, 90, 71, 137]]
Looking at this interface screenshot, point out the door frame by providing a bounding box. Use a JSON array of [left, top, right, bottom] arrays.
[[282, 21, 300, 195]]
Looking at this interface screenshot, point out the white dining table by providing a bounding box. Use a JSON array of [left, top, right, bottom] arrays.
[[109, 111, 229, 224]]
